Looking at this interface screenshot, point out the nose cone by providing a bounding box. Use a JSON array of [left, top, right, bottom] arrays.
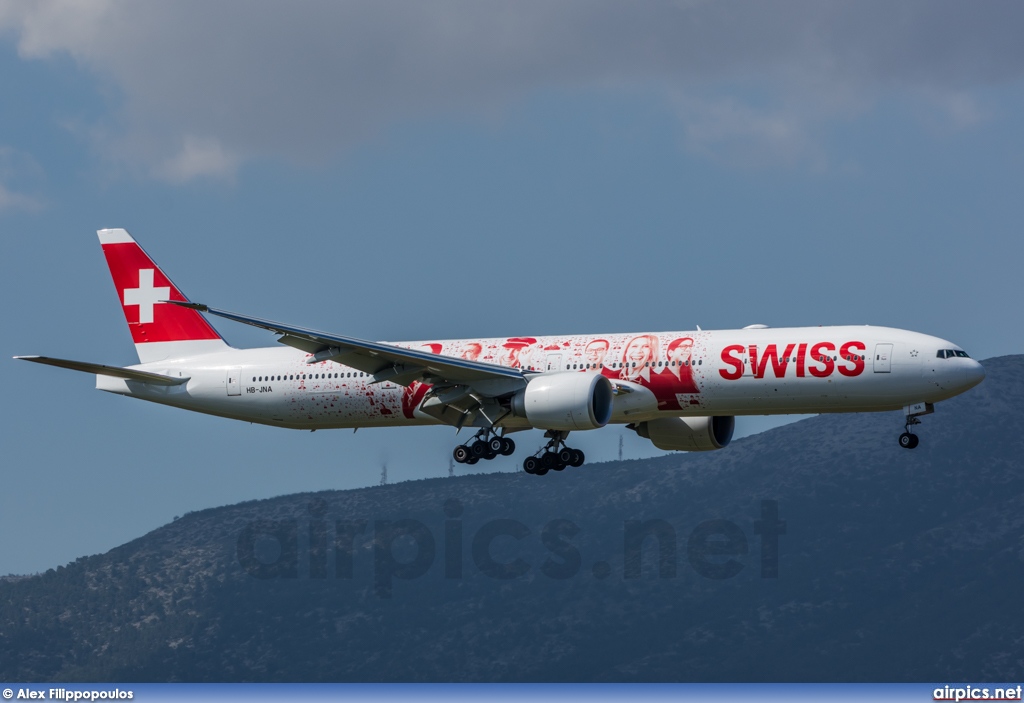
[[962, 359, 986, 390]]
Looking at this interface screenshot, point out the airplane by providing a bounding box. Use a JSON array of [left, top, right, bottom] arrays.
[[16, 229, 986, 476]]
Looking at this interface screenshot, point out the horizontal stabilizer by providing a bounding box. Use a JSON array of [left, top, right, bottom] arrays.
[[14, 356, 189, 386]]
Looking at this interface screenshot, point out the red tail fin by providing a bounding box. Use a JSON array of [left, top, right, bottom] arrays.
[[98, 228, 228, 363]]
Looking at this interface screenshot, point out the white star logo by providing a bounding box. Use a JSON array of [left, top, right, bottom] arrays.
[[123, 268, 170, 324]]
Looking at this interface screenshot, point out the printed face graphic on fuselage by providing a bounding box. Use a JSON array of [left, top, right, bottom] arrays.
[[621, 335, 658, 381], [667, 337, 694, 378], [585, 339, 609, 368]]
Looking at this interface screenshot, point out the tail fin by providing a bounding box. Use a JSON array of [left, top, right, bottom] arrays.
[[98, 228, 229, 363]]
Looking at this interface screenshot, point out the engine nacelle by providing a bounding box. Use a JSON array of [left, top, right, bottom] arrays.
[[511, 372, 614, 431], [632, 416, 735, 451]]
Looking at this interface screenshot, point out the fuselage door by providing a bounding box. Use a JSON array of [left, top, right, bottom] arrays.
[[545, 354, 563, 372], [873, 344, 893, 373], [226, 367, 242, 395]]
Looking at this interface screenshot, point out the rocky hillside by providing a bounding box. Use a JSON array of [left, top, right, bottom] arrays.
[[2, 356, 1022, 682]]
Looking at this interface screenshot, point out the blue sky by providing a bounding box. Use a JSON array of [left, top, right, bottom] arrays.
[[1, 1, 1022, 575]]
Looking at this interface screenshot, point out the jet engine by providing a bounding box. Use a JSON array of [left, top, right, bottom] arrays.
[[631, 416, 735, 451], [511, 372, 614, 431]]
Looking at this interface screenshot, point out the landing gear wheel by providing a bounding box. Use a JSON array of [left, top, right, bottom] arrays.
[[523, 456, 539, 474], [488, 437, 504, 453], [543, 452, 564, 471], [541, 452, 557, 471], [557, 448, 574, 465], [500, 437, 516, 456], [484, 446, 498, 460], [569, 449, 585, 467], [467, 456, 479, 465], [470, 440, 487, 458], [453, 445, 470, 464], [898, 432, 919, 449]]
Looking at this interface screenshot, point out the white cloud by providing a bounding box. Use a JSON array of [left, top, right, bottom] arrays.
[[154, 136, 238, 183], [0, 146, 43, 212], [1, 0, 1021, 180], [673, 95, 825, 170], [0, 183, 41, 212]]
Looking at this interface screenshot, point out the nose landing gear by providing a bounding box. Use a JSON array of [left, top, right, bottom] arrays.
[[453, 428, 515, 466], [898, 402, 933, 450], [523, 430, 585, 475], [898, 427, 920, 449]]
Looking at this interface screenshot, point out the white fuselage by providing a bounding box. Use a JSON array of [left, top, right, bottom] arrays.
[[96, 325, 985, 431]]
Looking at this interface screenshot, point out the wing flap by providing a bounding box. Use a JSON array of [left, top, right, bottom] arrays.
[[14, 356, 190, 386]]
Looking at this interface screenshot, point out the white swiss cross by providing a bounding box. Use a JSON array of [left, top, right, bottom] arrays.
[[123, 268, 170, 324]]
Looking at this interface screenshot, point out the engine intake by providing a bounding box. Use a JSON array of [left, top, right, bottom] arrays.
[[511, 372, 614, 431], [632, 416, 735, 451]]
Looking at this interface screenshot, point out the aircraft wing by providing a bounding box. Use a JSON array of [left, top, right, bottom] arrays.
[[170, 303, 529, 411]]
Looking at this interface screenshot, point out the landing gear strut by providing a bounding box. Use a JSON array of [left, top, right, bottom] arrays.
[[453, 428, 515, 466], [898, 402, 933, 450], [523, 431, 585, 476]]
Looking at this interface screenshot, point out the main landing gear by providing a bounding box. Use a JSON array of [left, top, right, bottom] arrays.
[[453, 428, 515, 466], [522, 431, 585, 476], [898, 402, 934, 450]]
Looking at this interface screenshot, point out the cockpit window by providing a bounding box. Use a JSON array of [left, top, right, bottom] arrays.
[[936, 350, 946, 358], [937, 349, 971, 359], [954, 350, 970, 358]]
